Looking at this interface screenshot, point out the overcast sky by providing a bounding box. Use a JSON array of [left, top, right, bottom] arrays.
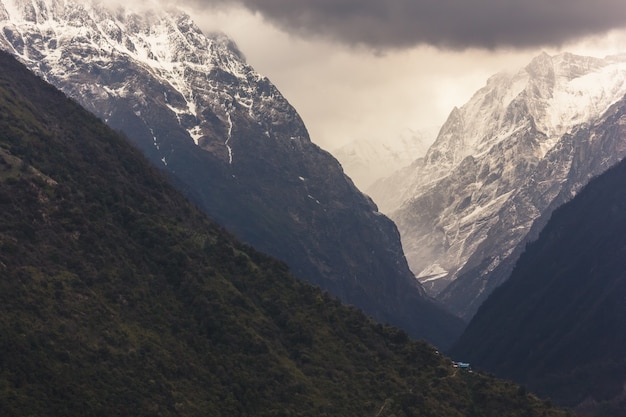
[[173, 1, 626, 151]]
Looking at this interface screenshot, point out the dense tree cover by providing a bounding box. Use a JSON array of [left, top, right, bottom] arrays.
[[0, 51, 570, 416], [451, 120, 626, 417]]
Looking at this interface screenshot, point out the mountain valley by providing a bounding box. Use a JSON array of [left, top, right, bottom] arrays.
[[0, 47, 574, 417], [1, 1, 626, 415]]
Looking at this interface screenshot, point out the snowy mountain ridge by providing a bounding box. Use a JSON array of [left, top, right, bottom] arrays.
[[0, 0, 304, 165], [369, 51, 626, 318], [438, 52, 626, 160], [376, 52, 626, 211]]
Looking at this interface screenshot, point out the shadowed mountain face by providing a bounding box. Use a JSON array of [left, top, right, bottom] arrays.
[[0, 50, 571, 417], [450, 121, 626, 415], [0, 0, 463, 346], [370, 52, 626, 320]]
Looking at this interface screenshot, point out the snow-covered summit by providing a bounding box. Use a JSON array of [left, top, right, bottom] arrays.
[[0, 0, 246, 71], [0, 0, 306, 159], [424, 51, 626, 176]]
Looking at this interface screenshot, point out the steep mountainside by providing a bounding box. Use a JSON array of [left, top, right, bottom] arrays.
[[332, 127, 438, 190], [370, 52, 626, 319], [0, 50, 571, 417], [450, 147, 626, 417], [0, 0, 463, 346]]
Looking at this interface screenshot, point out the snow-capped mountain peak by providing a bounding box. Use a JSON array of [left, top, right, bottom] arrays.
[[0, 0, 303, 162], [425, 52, 626, 171], [370, 51, 626, 319]]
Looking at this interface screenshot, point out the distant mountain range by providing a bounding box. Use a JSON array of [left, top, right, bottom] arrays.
[[0, 0, 463, 346], [370, 51, 626, 319], [0, 49, 570, 417], [332, 127, 438, 190], [451, 133, 626, 417]]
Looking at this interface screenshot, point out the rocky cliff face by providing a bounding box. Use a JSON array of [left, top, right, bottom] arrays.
[[450, 117, 626, 414], [0, 0, 464, 346], [370, 52, 626, 319], [440, 95, 626, 319]]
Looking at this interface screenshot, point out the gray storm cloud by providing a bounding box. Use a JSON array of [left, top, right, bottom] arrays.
[[188, 0, 626, 49]]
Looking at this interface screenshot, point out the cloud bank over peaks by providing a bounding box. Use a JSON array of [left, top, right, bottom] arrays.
[[188, 0, 626, 50]]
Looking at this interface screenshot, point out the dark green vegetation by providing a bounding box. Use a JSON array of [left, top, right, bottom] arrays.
[[451, 117, 626, 417], [0, 51, 570, 416]]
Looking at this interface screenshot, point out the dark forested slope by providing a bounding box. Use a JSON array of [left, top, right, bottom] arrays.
[[0, 51, 568, 417]]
